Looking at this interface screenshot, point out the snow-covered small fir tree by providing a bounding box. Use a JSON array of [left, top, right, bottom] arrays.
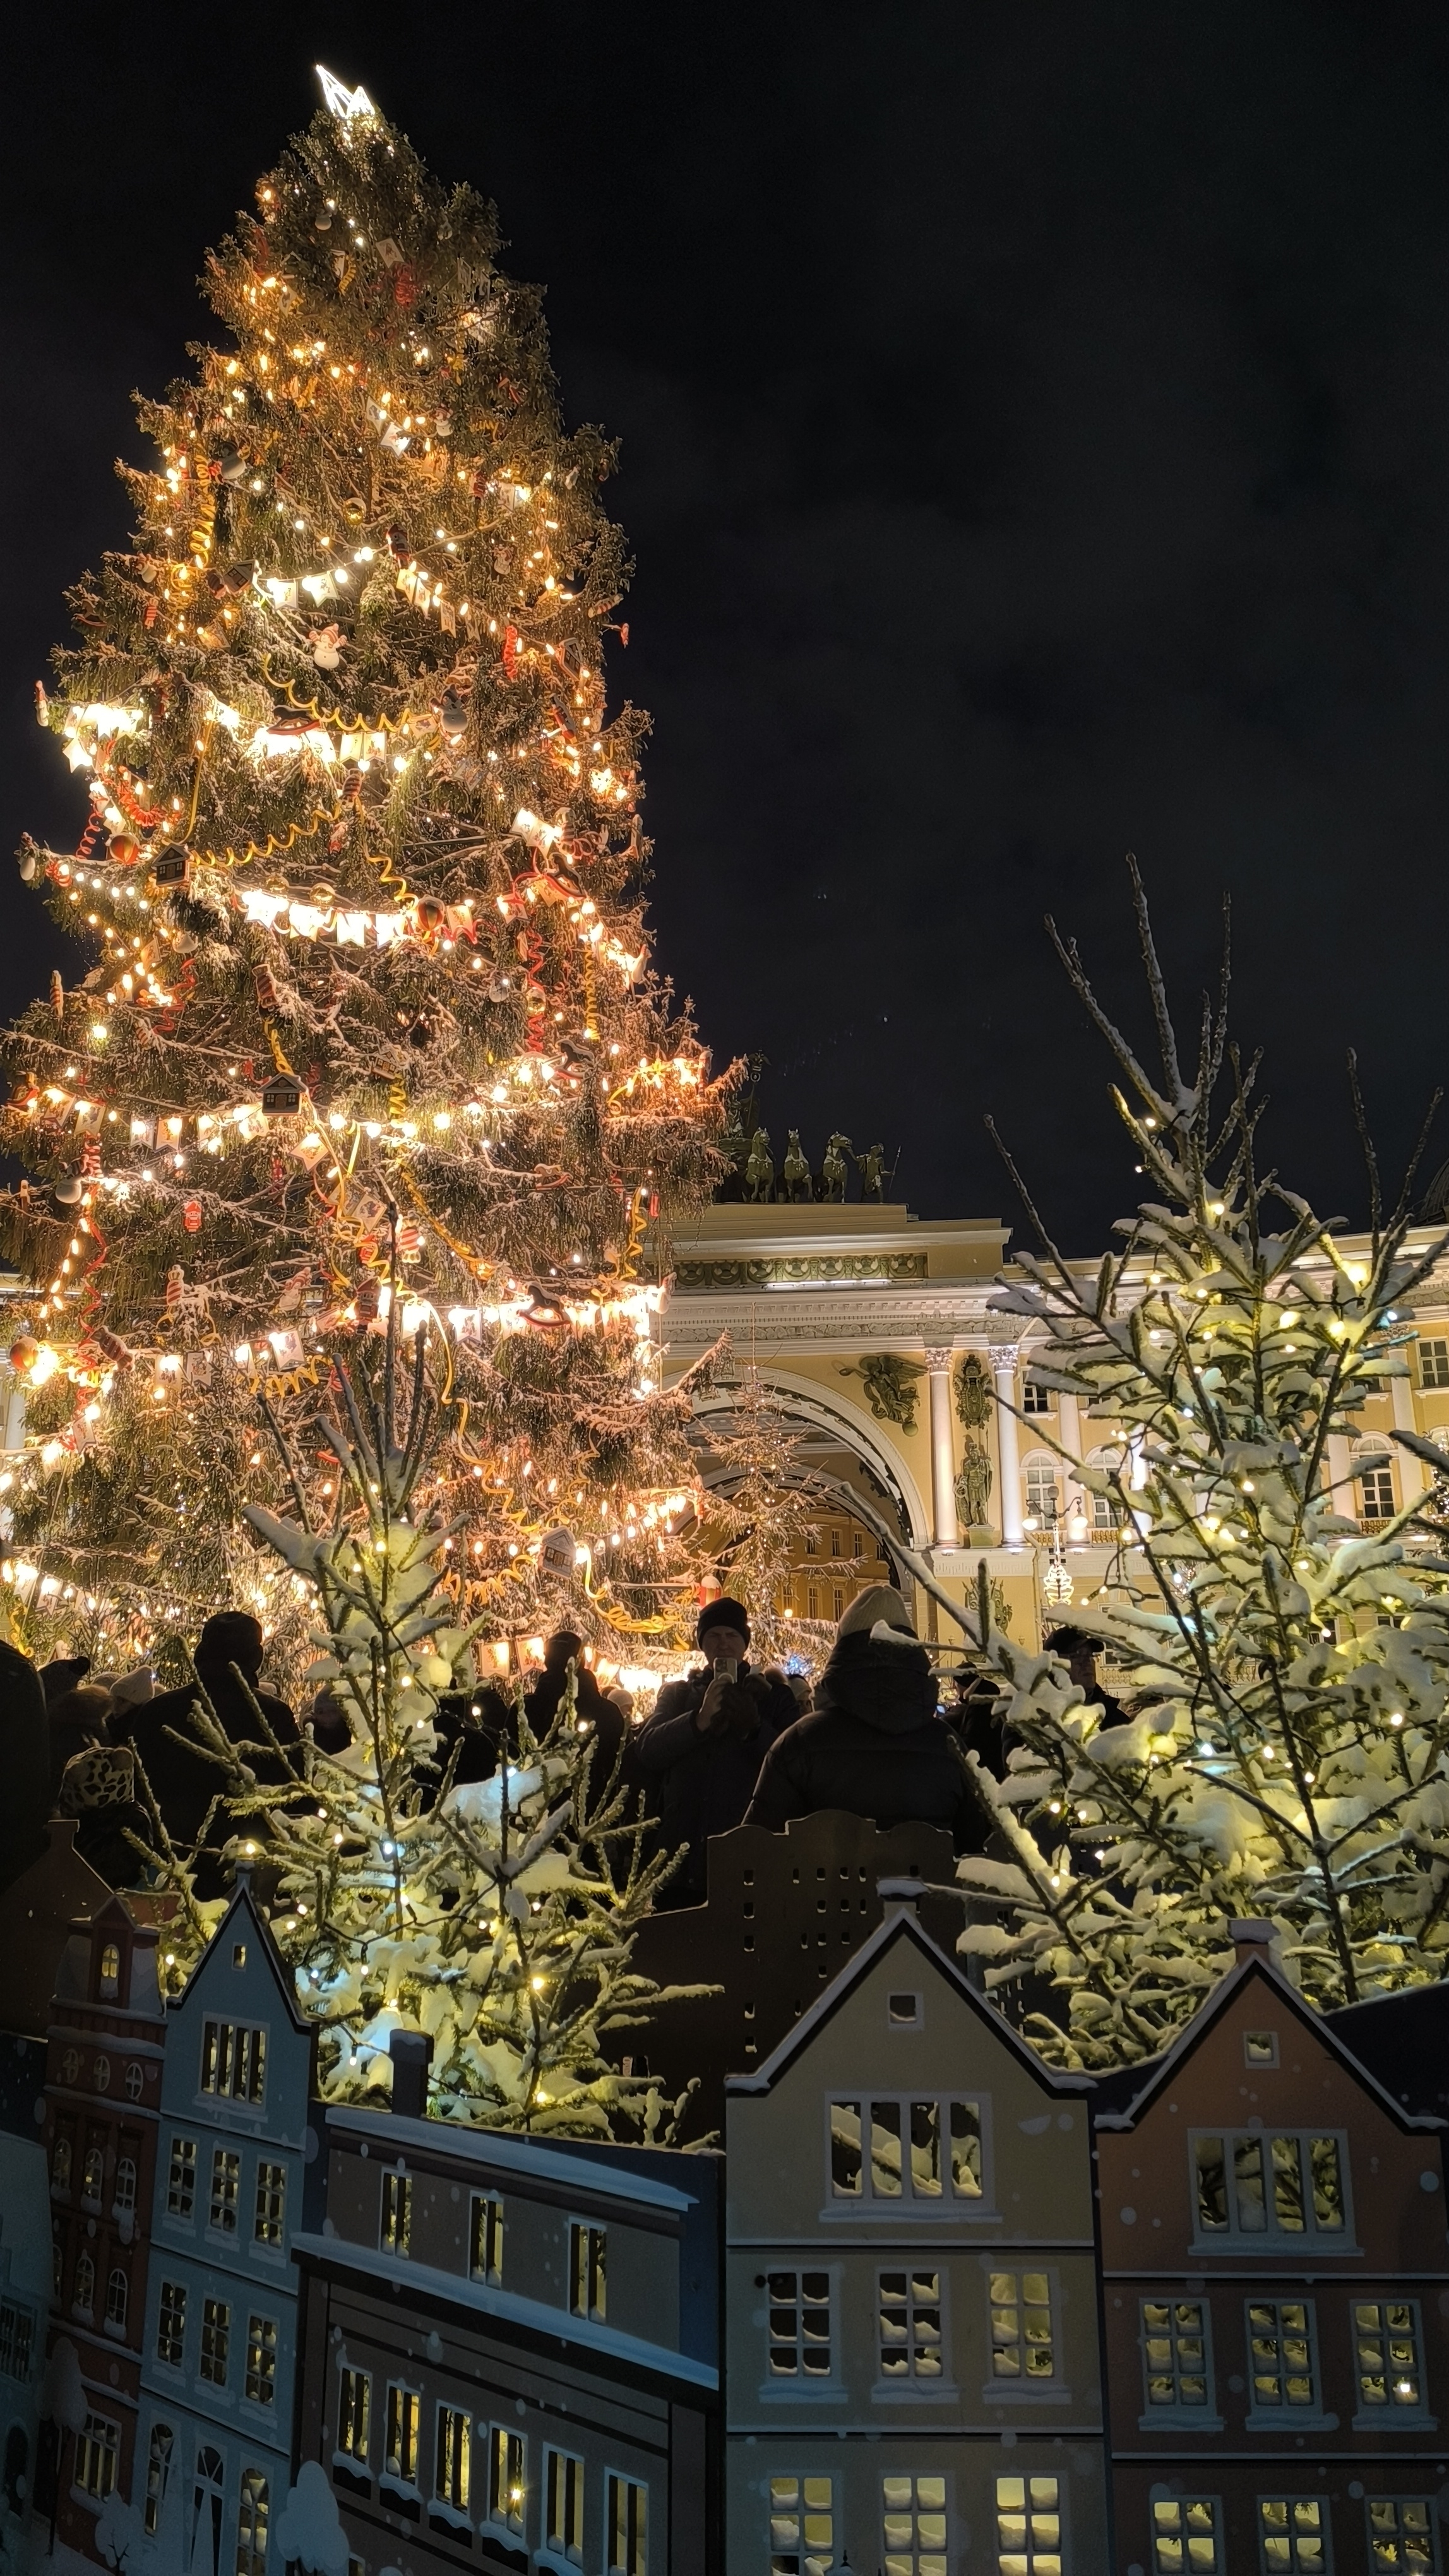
[[148, 1299, 701, 2136], [955, 865, 1449, 2067]]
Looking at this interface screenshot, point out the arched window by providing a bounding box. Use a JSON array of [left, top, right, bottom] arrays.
[[52, 2138, 71, 2194], [1355, 1445, 1397, 1529], [105, 2267, 129, 2333], [236, 2469, 270, 2576], [73, 2251, 95, 2315], [81, 2147, 104, 2205], [114, 2156, 137, 2214], [1086, 1447, 1127, 1535], [192, 2445, 225, 2576], [143, 2424, 174, 2538], [1023, 1455, 1061, 1531], [98, 1943, 120, 1998]]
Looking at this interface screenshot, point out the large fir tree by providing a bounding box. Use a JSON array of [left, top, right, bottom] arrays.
[[1, 73, 729, 1672]]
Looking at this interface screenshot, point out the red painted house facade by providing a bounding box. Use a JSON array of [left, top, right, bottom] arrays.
[[1095, 1921, 1449, 2576]]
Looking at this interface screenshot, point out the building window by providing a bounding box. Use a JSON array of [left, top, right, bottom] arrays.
[[1023, 1456, 1061, 1528], [1367, 2499, 1437, 2573], [828, 2096, 984, 2200], [1258, 2498, 1328, 2572], [832, 1585, 844, 1619], [200, 2298, 230, 2387], [996, 2475, 1061, 2575], [143, 2424, 174, 2537], [852, 1530, 864, 1558], [105, 2267, 129, 2333], [381, 2171, 410, 2256], [569, 2221, 606, 2320], [766, 2270, 832, 2376], [99, 1941, 120, 1995], [82, 2146, 104, 2205], [244, 2315, 277, 2407], [770, 2476, 832, 2576], [0, 2298, 33, 2383], [124, 2061, 145, 2101], [1359, 1462, 1396, 1525], [1355, 2301, 1426, 2413], [883, 2472, 948, 2573], [470, 2191, 503, 2284], [167, 2135, 196, 2219], [878, 2270, 943, 2380], [1421, 1339, 1449, 1390], [73, 2251, 95, 2317], [1140, 2297, 1213, 2412], [385, 2385, 419, 2486], [805, 1530, 819, 1556], [157, 2282, 187, 2369], [113, 2154, 137, 2215], [76, 2413, 119, 2499], [253, 2161, 286, 2247], [1022, 1379, 1052, 1416], [51, 2137, 71, 2194], [545, 2448, 585, 2562], [830, 1527, 842, 1557], [1248, 2301, 1320, 2413], [338, 2368, 371, 2464], [990, 2272, 1056, 2383], [806, 1585, 820, 1621], [1152, 2497, 1224, 2573], [235, 2471, 268, 2576], [1193, 2131, 1347, 2245], [210, 2148, 241, 2233], [607, 2472, 647, 2576], [434, 2406, 470, 2512], [200, 2018, 267, 2105], [488, 2427, 525, 2534]]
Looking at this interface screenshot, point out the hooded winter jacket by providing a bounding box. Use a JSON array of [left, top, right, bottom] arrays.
[[744, 1626, 981, 1848]]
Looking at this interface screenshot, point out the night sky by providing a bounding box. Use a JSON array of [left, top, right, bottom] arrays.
[[4, 3, 1446, 1251]]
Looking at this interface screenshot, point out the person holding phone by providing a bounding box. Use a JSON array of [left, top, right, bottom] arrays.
[[634, 1597, 797, 1904]]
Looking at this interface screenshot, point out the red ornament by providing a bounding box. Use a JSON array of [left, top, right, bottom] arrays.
[[254, 967, 278, 1013], [354, 1275, 381, 1323], [501, 624, 520, 679], [183, 1198, 202, 1234]]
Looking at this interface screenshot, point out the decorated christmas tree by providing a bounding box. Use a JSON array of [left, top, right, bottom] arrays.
[[956, 868, 1449, 2066], [1, 71, 730, 1675]]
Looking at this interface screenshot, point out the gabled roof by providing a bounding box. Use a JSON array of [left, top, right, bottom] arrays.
[[725, 1895, 1094, 2097], [1092, 1950, 1443, 2136], [170, 1873, 313, 2039]]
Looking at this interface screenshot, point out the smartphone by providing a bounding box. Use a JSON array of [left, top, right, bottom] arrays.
[[717, 1659, 738, 1685]]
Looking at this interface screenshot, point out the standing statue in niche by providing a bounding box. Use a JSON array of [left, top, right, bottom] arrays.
[[781, 1131, 812, 1202], [821, 1132, 852, 1202], [744, 1128, 775, 1203], [857, 1142, 888, 1201], [955, 1435, 995, 1537]]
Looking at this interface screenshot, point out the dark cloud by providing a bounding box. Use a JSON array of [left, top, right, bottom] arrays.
[[4, 0, 1445, 1244]]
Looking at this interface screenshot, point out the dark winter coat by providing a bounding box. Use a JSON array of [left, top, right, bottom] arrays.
[[111, 1665, 301, 1894], [526, 1661, 629, 1804], [635, 1661, 797, 1902], [745, 1629, 981, 1850]]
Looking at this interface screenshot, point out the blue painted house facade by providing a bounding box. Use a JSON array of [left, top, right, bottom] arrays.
[[136, 1883, 315, 2576]]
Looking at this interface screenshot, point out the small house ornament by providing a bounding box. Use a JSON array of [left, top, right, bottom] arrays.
[[538, 1525, 577, 1578], [261, 1070, 302, 1116], [153, 846, 193, 889]]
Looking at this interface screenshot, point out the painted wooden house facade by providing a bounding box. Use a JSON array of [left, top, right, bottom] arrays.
[[724, 1881, 1111, 2576], [291, 2060, 722, 2576], [135, 1880, 316, 2576], [1095, 1921, 1449, 2576], [40, 1897, 167, 2567]]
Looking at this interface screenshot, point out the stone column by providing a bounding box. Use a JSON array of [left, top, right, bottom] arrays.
[[993, 1345, 1025, 1545], [924, 1346, 959, 1549], [1391, 1373, 1428, 1501], [1325, 1433, 1354, 1512], [1058, 1390, 1084, 1536]]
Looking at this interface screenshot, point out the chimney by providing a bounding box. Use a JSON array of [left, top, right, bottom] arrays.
[[1229, 1919, 1275, 1967], [389, 2027, 433, 2120], [878, 1878, 926, 1913]]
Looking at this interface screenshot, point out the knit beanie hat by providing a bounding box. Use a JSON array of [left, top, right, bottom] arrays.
[[835, 1584, 915, 1642], [697, 1595, 751, 1649]]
